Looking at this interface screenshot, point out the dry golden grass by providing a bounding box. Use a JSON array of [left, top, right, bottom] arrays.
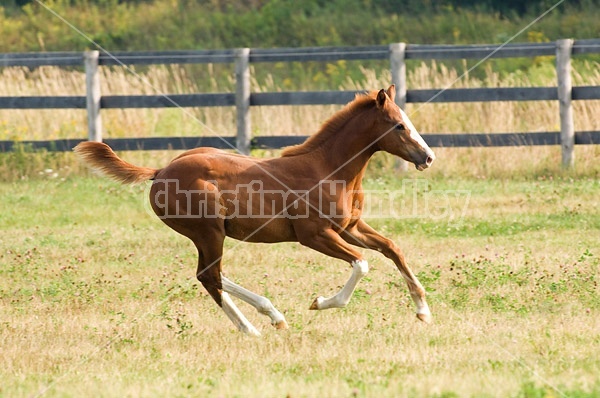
[[1, 60, 599, 180], [1, 61, 598, 137]]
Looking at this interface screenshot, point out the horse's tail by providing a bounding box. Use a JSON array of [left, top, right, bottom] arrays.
[[74, 142, 159, 184]]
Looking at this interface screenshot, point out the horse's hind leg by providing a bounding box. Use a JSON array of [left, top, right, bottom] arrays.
[[194, 238, 261, 336], [221, 275, 288, 329]]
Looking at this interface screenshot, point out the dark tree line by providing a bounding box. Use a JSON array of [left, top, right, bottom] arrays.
[[6, 0, 599, 16]]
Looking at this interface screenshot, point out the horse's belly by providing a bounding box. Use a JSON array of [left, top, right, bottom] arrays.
[[224, 217, 296, 243]]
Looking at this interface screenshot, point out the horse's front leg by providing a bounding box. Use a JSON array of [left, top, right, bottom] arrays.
[[309, 259, 369, 310], [342, 219, 432, 323], [296, 227, 369, 310]]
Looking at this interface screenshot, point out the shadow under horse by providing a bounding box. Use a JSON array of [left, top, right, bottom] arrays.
[[75, 85, 436, 336]]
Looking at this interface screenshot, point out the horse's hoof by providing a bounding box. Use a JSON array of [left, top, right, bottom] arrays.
[[416, 312, 432, 324], [274, 320, 289, 330], [309, 297, 322, 310]]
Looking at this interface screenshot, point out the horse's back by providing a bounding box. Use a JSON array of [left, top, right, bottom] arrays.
[[171, 147, 240, 162], [160, 148, 252, 181], [150, 149, 300, 243]]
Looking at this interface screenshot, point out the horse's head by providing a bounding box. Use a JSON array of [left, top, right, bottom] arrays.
[[373, 85, 435, 171]]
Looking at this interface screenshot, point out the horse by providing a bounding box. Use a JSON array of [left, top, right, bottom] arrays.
[[74, 85, 436, 336]]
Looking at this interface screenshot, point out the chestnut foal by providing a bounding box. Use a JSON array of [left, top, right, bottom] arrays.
[[75, 85, 435, 336]]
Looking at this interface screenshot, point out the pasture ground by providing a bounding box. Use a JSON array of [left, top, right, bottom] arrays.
[[1, 158, 599, 397]]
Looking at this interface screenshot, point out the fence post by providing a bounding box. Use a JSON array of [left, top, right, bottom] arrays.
[[390, 43, 409, 171], [235, 48, 251, 155], [556, 39, 575, 168], [84, 50, 102, 142]]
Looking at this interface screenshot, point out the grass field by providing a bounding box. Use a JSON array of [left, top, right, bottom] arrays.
[[1, 164, 599, 397]]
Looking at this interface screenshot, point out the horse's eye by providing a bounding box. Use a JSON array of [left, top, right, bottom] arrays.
[[396, 124, 406, 131]]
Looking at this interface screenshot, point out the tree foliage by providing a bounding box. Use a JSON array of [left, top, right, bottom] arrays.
[[0, 0, 598, 52], [8, 0, 600, 14]]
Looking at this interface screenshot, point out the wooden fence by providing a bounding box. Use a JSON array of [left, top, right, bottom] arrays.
[[1, 39, 600, 167]]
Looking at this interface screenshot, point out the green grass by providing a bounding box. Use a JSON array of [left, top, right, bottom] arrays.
[[1, 171, 599, 397]]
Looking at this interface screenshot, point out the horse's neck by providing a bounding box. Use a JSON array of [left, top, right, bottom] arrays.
[[318, 124, 376, 184]]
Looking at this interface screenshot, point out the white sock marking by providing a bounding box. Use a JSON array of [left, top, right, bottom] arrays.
[[315, 259, 369, 310], [220, 292, 261, 336], [221, 275, 286, 326]]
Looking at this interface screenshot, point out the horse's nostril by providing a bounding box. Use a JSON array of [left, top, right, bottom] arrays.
[[426, 156, 434, 166]]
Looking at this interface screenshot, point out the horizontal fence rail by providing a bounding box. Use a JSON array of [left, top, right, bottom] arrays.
[[4, 131, 600, 153], [2, 86, 599, 109], [2, 40, 599, 67], [1, 39, 600, 167]]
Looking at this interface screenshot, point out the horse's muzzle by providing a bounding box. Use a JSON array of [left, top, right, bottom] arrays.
[[415, 151, 436, 171]]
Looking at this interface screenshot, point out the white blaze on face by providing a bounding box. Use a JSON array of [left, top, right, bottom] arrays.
[[399, 108, 432, 154]]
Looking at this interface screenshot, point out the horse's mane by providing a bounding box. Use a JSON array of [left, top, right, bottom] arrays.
[[281, 91, 377, 157]]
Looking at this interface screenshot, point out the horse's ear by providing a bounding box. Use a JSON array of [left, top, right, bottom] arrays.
[[376, 89, 387, 108], [386, 85, 396, 101]]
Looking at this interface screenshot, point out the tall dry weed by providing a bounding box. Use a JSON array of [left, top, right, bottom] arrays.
[[0, 61, 599, 178]]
